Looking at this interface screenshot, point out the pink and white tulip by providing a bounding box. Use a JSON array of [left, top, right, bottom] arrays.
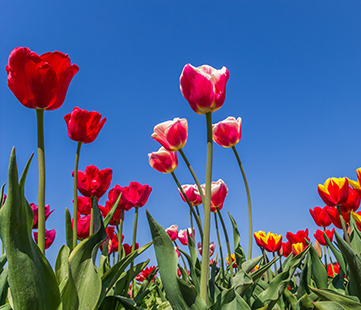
[[178, 228, 195, 245], [197, 241, 215, 257], [179, 184, 202, 206], [148, 147, 178, 173], [166, 225, 179, 241], [201, 179, 228, 212], [180, 64, 229, 114], [212, 116, 242, 148], [152, 118, 188, 151]]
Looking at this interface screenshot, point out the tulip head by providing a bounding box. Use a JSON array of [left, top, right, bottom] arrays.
[[254, 230, 266, 248], [136, 266, 156, 282], [197, 241, 215, 257], [201, 179, 228, 212], [280, 241, 292, 257], [260, 232, 282, 253], [180, 64, 229, 114], [286, 229, 310, 248], [351, 211, 361, 231], [340, 187, 361, 213], [327, 262, 340, 277], [124, 181, 152, 208], [212, 116, 242, 148], [30, 203, 54, 229], [64, 107, 106, 143], [6, 47, 78, 110], [179, 184, 202, 207], [347, 168, 361, 193], [148, 147, 178, 173], [292, 242, 304, 256], [33, 229, 56, 250], [152, 118, 188, 151], [314, 228, 335, 246], [166, 225, 178, 241], [226, 253, 237, 268], [318, 177, 349, 207], [327, 207, 350, 229], [178, 228, 195, 245], [309, 206, 332, 228]]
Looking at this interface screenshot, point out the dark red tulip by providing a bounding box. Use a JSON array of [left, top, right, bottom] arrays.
[[33, 229, 56, 249], [30, 203, 54, 229]]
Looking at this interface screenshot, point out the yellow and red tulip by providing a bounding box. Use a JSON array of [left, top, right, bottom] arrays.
[[292, 242, 304, 256], [254, 230, 266, 247], [317, 177, 349, 207], [260, 232, 282, 252]]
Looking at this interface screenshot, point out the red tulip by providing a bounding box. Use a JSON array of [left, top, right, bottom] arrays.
[[6, 47, 78, 110], [166, 225, 178, 241], [72, 213, 91, 240], [73, 196, 92, 215], [327, 207, 350, 229], [123, 243, 139, 256], [179, 184, 202, 207], [340, 187, 361, 213], [178, 228, 195, 245], [148, 147, 178, 173], [280, 241, 292, 257], [254, 231, 266, 247], [201, 179, 228, 213], [30, 203, 54, 229], [152, 118, 188, 151], [260, 232, 282, 253], [136, 266, 156, 282], [226, 254, 237, 268], [180, 64, 229, 114], [318, 177, 349, 207], [73, 165, 112, 198], [64, 107, 106, 143], [212, 116, 242, 148], [309, 206, 332, 228], [314, 228, 335, 246], [286, 229, 310, 248], [123, 182, 152, 208], [100, 226, 122, 255], [33, 229, 56, 250], [327, 262, 340, 277], [197, 241, 215, 257]]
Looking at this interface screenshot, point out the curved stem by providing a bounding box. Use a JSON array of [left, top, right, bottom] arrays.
[[118, 210, 124, 262], [214, 213, 225, 285], [200, 112, 213, 303], [179, 149, 205, 205], [216, 207, 233, 284], [171, 172, 203, 241], [73, 142, 82, 250], [232, 146, 253, 260], [36, 109, 46, 255], [326, 246, 335, 276], [337, 206, 351, 246]]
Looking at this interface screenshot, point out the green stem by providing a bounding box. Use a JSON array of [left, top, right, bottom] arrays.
[[1, 243, 4, 255], [263, 249, 270, 283], [323, 228, 327, 267], [337, 206, 351, 246], [326, 246, 335, 276], [89, 196, 95, 236], [73, 142, 82, 250], [200, 112, 213, 303], [214, 213, 225, 285], [36, 109, 46, 255], [179, 149, 205, 205], [118, 210, 124, 262], [190, 209, 194, 241], [171, 172, 203, 240], [216, 207, 233, 284], [272, 252, 278, 276], [232, 146, 253, 260], [131, 206, 139, 296]]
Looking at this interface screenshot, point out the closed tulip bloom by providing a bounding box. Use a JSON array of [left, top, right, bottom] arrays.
[[201, 179, 228, 212], [179, 184, 202, 207], [180, 64, 229, 114], [30, 203, 54, 229], [166, 225, 178, 241], [314, 228, 335, 246], [327, 207, 350, 229], [261, 232, 282, 253], [292, 242, 304, 256], [286, 229, 310, 248], [64, 107, 106, 143], [318, 177, 349, 207], [6, 47, 78, 110], [197, 241, 216, 257], [123, 243, 139, 256], [226, 253, 237, 268], [33, 229, 56, 250], [212, 117, 242, 148], [148, 147, 178, 173], [280, 241, 292, 257], [72, 213, 91, 240], [254, 230, 266, 248], [340, 187, 361, 213], [178, 228, 195, 245], [123, 181, 152, 208], [73, 165, 112, 198], [73, 196, 92, 215], [309, 206, 332, 228], [152, 118, 188, 151]]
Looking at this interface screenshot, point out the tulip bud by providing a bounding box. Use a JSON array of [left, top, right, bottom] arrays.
[[212, 116, 242, 148], [314, 240, 323, 259], [152, 118, 188, 151], [148, 147, 178, 173]]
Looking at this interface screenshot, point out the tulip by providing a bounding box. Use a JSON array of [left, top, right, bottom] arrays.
[[72, 213, 91, 240], [226, 253, 237, 268], [280, 241, 292, 257], [123, 243, 139, 256], [201, 179, 228, 213], [340, 187, 361, 213], [260, 232, 282, 252], [166, 225, 178, 241], [179, 184, 202, 207], [212, 117, 242, 148], [148, 147, 178, 173], [351, 211, 361, 231], [347, 168, 361, 193], [175, 247, 180, 257], [136, 266, 156, 282], [314, 240, 323, 259], [100, 226, 122, 255], [33, 229, 56, 250], [309, 206, 332, 228], [73, 165, 112, 198], [318, 177, 349, 207], [286, 229, 310, 248], [178, 228, 195, 245], [180, 64, 229, 114], [30, 203, 54, 229], [152, 118, 188, 151], [64, 107, 106, 143], [327, 207, 350, 229], [197, 241, 215, 257], [327, 262, 340, 277], [292, 243, 304, 256], [73, 196, 92, 215], [123, 181, 152, 208], [314, 228, 335, 246], [254, 230, 266, 248], [6, 47, 78, 110]]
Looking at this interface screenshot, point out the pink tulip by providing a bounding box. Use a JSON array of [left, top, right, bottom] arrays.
[[123, 181, 152, 208], [166, 225, 178, 241], [197, 241, 215, 257], [180, 64, 229, 114], [30, 203, 54, 229], [201, 179, 228, 212], [212, 116, 242, 148], [33, 229, 56, 249], [152, 118, 188, 151], [72, 213, 91, 240], [179, 184, 202, 206], [178, 228, 195, 245], [175, 247, 180, 257], [148, 147, 178, 173], [73, 196, 92, 215]]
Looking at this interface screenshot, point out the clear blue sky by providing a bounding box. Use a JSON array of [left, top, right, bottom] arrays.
[[1, 1, 361, 266]]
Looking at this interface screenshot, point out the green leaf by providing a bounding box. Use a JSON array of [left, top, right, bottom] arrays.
[[0, 183, 6, 207], [228, 213, 246, 268], [308, 241, 327, 289], [0, 267, 9, 306], [313, 301, 346, 310], [103, 193, 122, 228], [178, 247, 200, 291], [55, 245, 70, 285], [0, 304, 11, 310], [146, 211, 207, 310], [99, 295, 145, 310], [209, 287, 251, 310], [65, 208, 73, 251], [0, 149, 61, 310], [295, 293, 314, 310], [310, 287, 361, 310], [296, 253, 311, 298], [324, 233, 347, 276]]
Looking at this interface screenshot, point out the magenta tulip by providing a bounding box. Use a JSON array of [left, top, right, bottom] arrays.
[[166, 225, 179, 241], [30, 203, 54, 229], [179, 184, 202, 206], [201, 179, 228, 212], [212, 116, 242, 148], [152, 118, 188, 151], [178, 228, 195, 245], [34, 229, 56, 249], [148, 147, 178, 173]]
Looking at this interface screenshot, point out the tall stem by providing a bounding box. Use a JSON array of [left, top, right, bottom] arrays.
[[232, 146, 253, 260], [200, 112, 213, 303], [73, 142, 82, 250], [216, 207, 233, 284], [323, 228, 327, 267], [190, 209, 194, 241], [118, 210, 124, 262], [179, 149, 205, 205], [89, 196, 95, 235], [131, 206, 139, 296], [36, 109, 46, 255], [272, 252, 278, 276], [337, 206, 351, 246], [214, 213, 225, 285]]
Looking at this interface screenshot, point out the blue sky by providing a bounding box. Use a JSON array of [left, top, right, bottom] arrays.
[[1, 1, 361, 266]]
